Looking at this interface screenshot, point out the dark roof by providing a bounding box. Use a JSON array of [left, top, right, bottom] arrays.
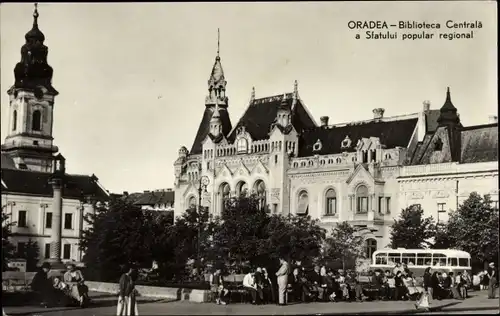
[[190, 106, 232, 155], [228, 93, 316, 142], [1, 168, 109, 200], [425, 110, 441, 133], [460, 124, 498, 163], [120, 190, 175, 206], [1, 153, 16, 170], [298, 118, 418, 157]]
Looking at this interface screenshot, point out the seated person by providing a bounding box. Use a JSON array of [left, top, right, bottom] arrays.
[[209, 268, 229, 305], [336, 271, 350, 301], [347, 272, 363, 302], [63, 263, 89, 307], [243, 270, 263, 304], [309, 266, 325, 301], [261, 268, 275, 304]]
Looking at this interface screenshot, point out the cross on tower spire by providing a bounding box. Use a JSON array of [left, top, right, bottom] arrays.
[[33, 3, 39, 26]]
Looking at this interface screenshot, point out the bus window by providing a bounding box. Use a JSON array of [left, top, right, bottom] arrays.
[[417, 253, 432, 266], [448, 258, 458, 266], [375, 253, 388, 265], [459, 258, 469, 267], [388, 253, 402, 265], [433, 253, 447, 266], [402, 253, 416, 265]]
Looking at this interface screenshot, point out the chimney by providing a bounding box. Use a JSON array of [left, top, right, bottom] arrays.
[[423, 100, 431, 112], [320, 116, 329, 127], [373, 108, 385, 120], [489, 115, 498, 124]]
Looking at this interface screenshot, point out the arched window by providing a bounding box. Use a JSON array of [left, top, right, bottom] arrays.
[[188, 196, 197, 208], [365, 238, 377, 259], [219, 183, 231, 213], [32, 110, 42, 131], [325, 189, 337, 216], [12, 110, 17, 131], [236, 181, 248, 197], [356, 185, 369, 213], [296, 190, 309, 216], [237, 138, 248, 153], [253, 180, 266, 210]]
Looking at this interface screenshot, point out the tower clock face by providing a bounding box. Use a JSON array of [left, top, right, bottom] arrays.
[[34, 87, 43, 99]]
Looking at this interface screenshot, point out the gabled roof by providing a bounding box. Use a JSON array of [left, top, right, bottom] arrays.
[[1, 168, 109, 200], [228, 93, 316, 142], [127, 189, 175, 206], [190, 106, 232, 155], [460, 123, 498, 163], [298, 118, 418, 157]]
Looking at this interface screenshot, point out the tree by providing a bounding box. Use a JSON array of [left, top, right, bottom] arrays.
[[80, 198, 154, 282], [2, 210, 15, 271], [446, 192, 499, 269], [18, 239, 40, 272], [263, 214, 326, 267], [390, 204, 435, 249], [323, 221, 365, 270], [212, 194, 270, 268], [431, 222, 454, 249]]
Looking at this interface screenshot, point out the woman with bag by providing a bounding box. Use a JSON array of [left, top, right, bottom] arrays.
[[415, 267, 432, 311], [117, 265, 139, 316]]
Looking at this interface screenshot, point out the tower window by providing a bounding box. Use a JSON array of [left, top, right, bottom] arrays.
[[237, 138, 248, 153], [32, 110, 42, 131], [12, 110, 17, 131], [434, 138, 443, 151]]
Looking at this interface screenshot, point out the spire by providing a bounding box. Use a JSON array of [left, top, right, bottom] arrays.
[[10, 3, 58, 95], [206, 29, 227, 105], [216, 28, 220, 60], [437, 87, 460, 126], [293, 80, 298, 99], [250, 87, 255, 103]]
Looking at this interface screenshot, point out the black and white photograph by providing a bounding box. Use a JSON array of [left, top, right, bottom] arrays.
[[1, 1, 498, 315]]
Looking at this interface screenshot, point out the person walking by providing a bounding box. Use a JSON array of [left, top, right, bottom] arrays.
[[487, 262, 498, 299], [275, 257, 290, 306], [117, 265, 139, 316], [31, 262, 54, 307]]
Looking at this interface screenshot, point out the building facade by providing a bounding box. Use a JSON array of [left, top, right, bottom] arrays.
[[1, 6, 109, 265], [174, 48, 499, 253]]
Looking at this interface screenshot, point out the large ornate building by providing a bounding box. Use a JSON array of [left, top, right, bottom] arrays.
[[1, 6, 108, 265], [174, 44, 498, 252]]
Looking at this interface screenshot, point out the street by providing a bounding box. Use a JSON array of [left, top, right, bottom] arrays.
[[4, 291, 498, 316]]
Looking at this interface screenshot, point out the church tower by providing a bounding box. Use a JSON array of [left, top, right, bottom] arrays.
[[190, 29, 232, 155], [1, 4, 59, 172]]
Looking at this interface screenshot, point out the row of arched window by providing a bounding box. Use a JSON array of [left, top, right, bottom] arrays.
[[295, 184, 370, 216], [11, 110, 42, 132]]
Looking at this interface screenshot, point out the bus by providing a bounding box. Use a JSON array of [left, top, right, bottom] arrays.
[[370, 248, 472, 277]]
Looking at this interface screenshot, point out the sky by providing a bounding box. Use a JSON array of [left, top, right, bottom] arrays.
[[0, 2, 497, 194]]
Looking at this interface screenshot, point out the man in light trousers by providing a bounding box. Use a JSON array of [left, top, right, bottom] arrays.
[[275, 257, 290, 306]]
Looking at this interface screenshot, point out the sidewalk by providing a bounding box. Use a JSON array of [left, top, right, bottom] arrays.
[[4, 290, 498, 316]]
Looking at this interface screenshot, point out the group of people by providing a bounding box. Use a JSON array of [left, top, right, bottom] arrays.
[[31, 262, 89, 308], [208, 259, 498, 308], [416, 262, 498, 310]]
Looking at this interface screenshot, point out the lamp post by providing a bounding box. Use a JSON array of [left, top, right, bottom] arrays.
[[193, 176, 210, 266]]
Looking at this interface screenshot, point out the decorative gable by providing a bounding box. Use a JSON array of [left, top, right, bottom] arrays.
[[346, 164, 375, 185], [234, 159, 251, 177], [251, 160, 269, 175], [216, 163, 233, 178]]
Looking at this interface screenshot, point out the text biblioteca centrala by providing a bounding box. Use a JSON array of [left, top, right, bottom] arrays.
[[348, 20, 483, 40]]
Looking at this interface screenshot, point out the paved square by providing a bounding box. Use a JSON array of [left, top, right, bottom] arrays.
[[4, 291, 498, 315]]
